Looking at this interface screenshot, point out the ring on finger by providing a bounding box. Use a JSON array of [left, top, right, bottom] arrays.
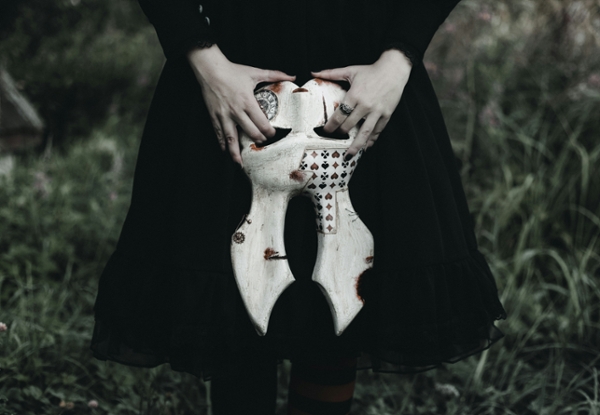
[[339, 102, 354, 116]]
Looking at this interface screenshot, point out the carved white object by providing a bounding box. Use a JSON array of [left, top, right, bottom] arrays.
[[230, 79, 374, 336]]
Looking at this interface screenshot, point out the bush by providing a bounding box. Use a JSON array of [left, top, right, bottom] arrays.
[[0, 0, 164, 146]]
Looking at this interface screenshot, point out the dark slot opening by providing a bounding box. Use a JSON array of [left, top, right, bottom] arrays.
[[254, 128, 292, 148], [313, 126, 349, 140]]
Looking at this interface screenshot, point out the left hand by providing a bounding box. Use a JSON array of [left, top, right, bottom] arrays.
[[311, 49, 412, 158]]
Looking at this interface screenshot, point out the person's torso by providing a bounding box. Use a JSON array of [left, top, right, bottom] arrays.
[[211, 0, 389, 84]]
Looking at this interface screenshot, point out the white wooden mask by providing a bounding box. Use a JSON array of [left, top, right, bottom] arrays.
[[230, 79, 374, 336]]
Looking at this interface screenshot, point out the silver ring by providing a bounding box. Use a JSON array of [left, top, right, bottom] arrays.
[[339, 102, 354, 116]]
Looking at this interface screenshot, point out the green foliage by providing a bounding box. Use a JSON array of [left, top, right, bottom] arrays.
[[0, 119, 209, 414], [0, 0, 600, 413], [0, 0, 164, 146]]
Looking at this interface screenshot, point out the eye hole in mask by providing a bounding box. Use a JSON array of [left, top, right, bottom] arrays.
[[253, 128, 292, 148], [313, 126, 350, 140], [311, 93, 358, 140]]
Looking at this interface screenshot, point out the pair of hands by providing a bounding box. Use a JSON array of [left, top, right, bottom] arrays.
[[186, 45, 412, 165]]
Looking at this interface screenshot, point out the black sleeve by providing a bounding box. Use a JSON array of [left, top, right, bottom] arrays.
[[382, 0, 461, 65], [137, 0, 216, 60]]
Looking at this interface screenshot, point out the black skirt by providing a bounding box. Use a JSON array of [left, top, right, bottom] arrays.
[[90, 0, 507, 380]]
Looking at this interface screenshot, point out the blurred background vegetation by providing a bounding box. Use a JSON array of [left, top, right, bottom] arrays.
[[0, 0, 161, 146], [0, 0, 599, 414]]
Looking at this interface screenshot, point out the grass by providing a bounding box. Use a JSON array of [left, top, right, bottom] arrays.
[[1, 0, 600, 413]]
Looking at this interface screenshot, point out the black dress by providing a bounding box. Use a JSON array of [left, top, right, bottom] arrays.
[[90, 0, 507, 380]]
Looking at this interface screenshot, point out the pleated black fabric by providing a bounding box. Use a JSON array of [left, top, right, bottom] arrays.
[[90, 0, 507, 381]]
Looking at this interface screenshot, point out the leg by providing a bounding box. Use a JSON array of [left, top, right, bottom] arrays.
[[287, 355, 357, 415], [210, 354, 278, 415]]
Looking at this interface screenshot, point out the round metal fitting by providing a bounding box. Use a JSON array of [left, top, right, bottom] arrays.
[[255, 89, 279, 121]]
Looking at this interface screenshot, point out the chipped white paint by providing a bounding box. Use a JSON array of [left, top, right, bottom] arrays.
[[231, 79, 374, 336]]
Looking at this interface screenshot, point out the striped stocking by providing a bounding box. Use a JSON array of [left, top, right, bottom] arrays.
[[287, 356, 358, 415]]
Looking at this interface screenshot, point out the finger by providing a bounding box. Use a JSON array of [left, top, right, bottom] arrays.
[[210, 114, 226, 151], [366, 117, 389, 148], [232, 110, 267, 143], [337, 103, 370, 135], [220, 115, 243, 165], [345, 114, 379, 159], [311, 68, 353, 82], [256, 69, 296, 83], [245, 99, 276, 138], [323, 95, 359, 133]]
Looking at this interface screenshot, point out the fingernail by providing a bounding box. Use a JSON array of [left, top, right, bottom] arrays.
[[344, 154, 353, 161]]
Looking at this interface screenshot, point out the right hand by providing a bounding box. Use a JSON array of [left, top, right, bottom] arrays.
[[187, 44, 296, 165]]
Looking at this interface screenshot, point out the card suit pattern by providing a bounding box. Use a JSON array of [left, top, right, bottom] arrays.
[[299, 148, 364, 233]]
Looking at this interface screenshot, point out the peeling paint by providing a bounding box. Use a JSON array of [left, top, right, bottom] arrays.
[[292, 87, 309, 93], [313, 78, 340, 88], [289, 170, 304, 182], [250, 143, 266, 151], [355, 271, 367, 303], [365, 256, 374, 264], [269, 82, 283, 93], [264, 247, 287, 260]]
